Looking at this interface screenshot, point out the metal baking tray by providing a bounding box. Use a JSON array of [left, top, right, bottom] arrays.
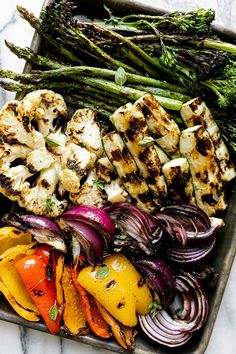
[[0, 0, 235, 353]]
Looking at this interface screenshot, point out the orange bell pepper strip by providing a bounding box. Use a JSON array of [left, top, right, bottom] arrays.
[[15, 247, 61, 335], [70, 265, 111, 339], [95, 300, 137, 350]]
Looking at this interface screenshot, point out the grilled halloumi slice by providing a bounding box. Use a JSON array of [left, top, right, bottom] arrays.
[[135, 93, 181, 158], [111, 103, 167, 205], [154, 145, 170, 165], [103, 131, 155, 212], [162, 158, 196, 204], [180, 97, 236, 183], [95, 156, 115, 184], [180, 125, 227, 215]]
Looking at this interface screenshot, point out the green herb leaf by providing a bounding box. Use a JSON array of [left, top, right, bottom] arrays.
[[45, 137, 60, 147], [148, 301, 162, 318], [49, 303, 59, 321], [212, 194, 219, 202], [93, 179, 105, 191], [95, 265, 110, 279], [138, 136, 155, 147], [46, 198, 56, 212], [115, 67, 127, 86]]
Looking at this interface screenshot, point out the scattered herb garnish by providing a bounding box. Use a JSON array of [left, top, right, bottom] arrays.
[[46, 198, 56, 212], [45, 137, 60, 147], [95, 265, 110, 279], [148, 301, 162, 318], [138, 136, 155, 147], [115, 67, 127, 86], [93, 179, 105, 191], [49, 303, 59, 321]]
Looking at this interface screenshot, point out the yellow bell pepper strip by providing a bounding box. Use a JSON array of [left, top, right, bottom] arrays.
[[77, 254, 153, 327], [0, 242, 40, 321], [0, 279, 40, 322], [15, 246, 61, 334], [70, 265, 111, 339], [95, 300, 138, 350], [0, 227, 32, 255], [61, 264, 89, 336]]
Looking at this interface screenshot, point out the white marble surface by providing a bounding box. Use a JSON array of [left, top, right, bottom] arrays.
[[0, 1, 235, 353]]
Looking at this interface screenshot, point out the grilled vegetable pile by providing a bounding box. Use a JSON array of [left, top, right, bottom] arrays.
[[0, 0, 236, 351], [1, 1, 236, 151], [0, 203, 222, 348]]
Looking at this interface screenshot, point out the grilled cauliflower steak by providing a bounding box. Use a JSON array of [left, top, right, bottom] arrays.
[[59, 142, 96, 194], [66, 108, 103, 157], [0, 100, 44, 149], [18, 89, 67, 137]]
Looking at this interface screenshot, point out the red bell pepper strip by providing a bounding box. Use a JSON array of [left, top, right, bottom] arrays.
[[70, 265, 111, 339], [15, 247, 61, 334]]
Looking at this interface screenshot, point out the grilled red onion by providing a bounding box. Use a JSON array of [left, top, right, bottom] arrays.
[[62, 205, 115, 247], [137, 258, 176, 308], [153, 213, 187, 246], [2, 213, 66, 252], [104, 203, 162, 256], [167, 239, 216, 265], [63, 219, 103, 265], [139, 271, 209, 347]]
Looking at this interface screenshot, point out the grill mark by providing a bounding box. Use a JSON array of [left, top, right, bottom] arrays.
[[0, 174, 20, 196]]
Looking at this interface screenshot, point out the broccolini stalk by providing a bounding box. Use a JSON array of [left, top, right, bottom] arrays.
[[112, 8, 215, 37], [201, 63, 236, 108]]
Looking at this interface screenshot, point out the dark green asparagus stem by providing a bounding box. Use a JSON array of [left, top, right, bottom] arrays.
[[17, 5, 84, 65], [126, 84, 191, 101], [0, 77, 183, 111], [5, 41, 66, 69], [0, 65, 188, 93]]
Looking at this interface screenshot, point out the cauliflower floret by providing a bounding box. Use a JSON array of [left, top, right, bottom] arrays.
[[70, 169, 105, 208], [18, 89, 67, 137], [104, 179, 128, 204], [45, 127, 68, 155], [66, 108, 103, 157], [21, 162, 67, 217], [26, 148, 56, 172], [59, 142, 96, 193], [0, 100, 44, 149], [0, 165, 32, 199]]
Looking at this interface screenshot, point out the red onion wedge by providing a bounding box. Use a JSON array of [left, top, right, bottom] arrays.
[[105, 203, 162, 256], [58, 219, 103, 265], [137, 258, 176, 308], [139, 271, 209, 347], [2, 213, 66, 252], [61, 205, 115, 247], [167, 239, 216, 265]]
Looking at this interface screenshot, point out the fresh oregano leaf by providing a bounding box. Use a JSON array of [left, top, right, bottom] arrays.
[[138, 136, 155, 147], [49, 303, 59, 321], [46, 198, 56, 212], [95, 265, 110, 279], [45, 137, 60, 147], [92, 179, 105, 191], [115, 67, 127, 86]]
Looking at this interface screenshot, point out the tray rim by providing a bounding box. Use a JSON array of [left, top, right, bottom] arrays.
[[1, 1, 236, 354]]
